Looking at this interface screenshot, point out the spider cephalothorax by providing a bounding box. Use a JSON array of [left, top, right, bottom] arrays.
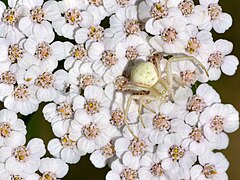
[[122, 54, 209, 138]]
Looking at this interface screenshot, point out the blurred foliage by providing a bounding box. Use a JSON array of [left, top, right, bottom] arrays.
[[0, 0, 240, 179]]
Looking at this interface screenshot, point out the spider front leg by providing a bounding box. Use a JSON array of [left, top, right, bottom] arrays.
[[157, 78, 173, 99], [168, 55, 209, 76], [138, 95, 156, 129], [173, 74, 185, 87], [165, 55, 209, 97], [124, 95, 143, 138], [124, 94, 157, 138]]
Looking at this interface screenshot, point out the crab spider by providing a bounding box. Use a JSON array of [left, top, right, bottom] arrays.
[[123, 55, 209, 138]]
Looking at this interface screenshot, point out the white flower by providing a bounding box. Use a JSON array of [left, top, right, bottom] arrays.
[[0, 138, 46, 174], [177, 167, 191, 180], [157, 133, 197, 173], [171, 60, 206, 87], [104, 74, 129, 92], [43, 95, 78, 138], [71, 85, 111, 120], [141, 101, 191, 145], [106, 5, 146, 41], [47, 127, 85, 164], [173, 83, 221, 119], [139, 0, 178, 23], [19, 0, 60, 37], [75, 25, 105, 44], [4, 83, 39, 116], [106, 159, 139, 180], [43, 94, 90, 139], [23, 35, 66, 72], [69, 108, 116, 153], [52, 0, 94, 39], [182, 125, 211, 155], [149, 17, 188, 53], [63, 42, 91, 71], [102, 65, 128, 85], [90, 140, 116, 168], [69, 61, 105, 93], [205, 39, 239, 81], [105, 83, 139, 128], [0, 109, 26, 148], [103, 0, 137, 14], [139, 152, 178, 180], [167, 0, 209, 26], [115, 35, 151, 62], [183, 25, 214, 59], [90, 39, 128, 78], [39, 158, 69, 179], [200, 103, 239, 150], [115, 125, 154, 169], [0, 64, 25, 101], [0, 0, 23, 37], [86, 0, 109, 25], [0, 32, 36, 70], [51, 69, 74, 101], [0, 163, 39, 180], [24, 65, 58, 102], [190, 151, 229, 180], [199, 0, 232, 33]]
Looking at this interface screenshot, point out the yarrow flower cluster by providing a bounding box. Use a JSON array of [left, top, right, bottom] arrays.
[[0, 0, 239, 179]]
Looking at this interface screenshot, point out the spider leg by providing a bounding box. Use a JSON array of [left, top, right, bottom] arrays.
[[173, 74, 185, 87], [165, 62, 174, 99], [166, 55, 209, 98], [138, 97, 146, 128], [155, 56, 162, 78], [124, 83, 150, 92], [157, 78, 173, 99], [138, 96, 157, 129], [169, 55, 209, 77], [137, 94, 169, 129], [124, 93, 158, 137], [124, 95, 143, 139]]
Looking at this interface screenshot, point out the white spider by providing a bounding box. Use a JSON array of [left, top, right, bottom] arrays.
[[123, 54, 209, 138]]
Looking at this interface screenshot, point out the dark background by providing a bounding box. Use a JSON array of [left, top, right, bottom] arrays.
[[1, 0, 240, 179]]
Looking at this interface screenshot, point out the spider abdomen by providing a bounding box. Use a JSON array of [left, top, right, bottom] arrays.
[[130, 62, 158, 87]]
